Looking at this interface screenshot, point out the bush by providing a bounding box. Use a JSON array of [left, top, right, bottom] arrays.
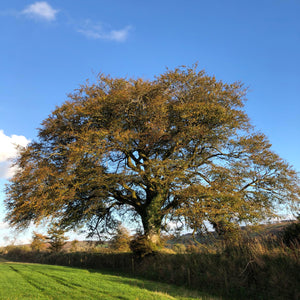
[[283, 219, 300, 247], [172, 243, 186, 254]]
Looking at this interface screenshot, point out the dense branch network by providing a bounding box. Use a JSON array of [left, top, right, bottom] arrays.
[[5, 66, 300, 242]]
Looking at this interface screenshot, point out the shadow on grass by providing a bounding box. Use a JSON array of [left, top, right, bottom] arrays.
[[87, 268, 222, 300], [0, 257, 9, 263]]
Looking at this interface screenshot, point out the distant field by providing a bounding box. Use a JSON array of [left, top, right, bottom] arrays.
[[0, 258, 216, 300]]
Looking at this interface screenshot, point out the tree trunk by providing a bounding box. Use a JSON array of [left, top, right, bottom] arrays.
[[130, 191, 166, 256], [141, 198, 164, 246], [141, 210, 162, 244]]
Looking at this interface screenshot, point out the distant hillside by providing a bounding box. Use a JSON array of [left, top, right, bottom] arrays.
[[1, 220, 295, 251], [167, 220, 295, 246]]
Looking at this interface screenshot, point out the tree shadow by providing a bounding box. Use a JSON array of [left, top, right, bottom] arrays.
[[87, 268, 221, 300]]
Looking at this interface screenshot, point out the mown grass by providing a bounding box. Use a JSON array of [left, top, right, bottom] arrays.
[[2, 234, 299, 300], [2, 222, 299, 300], [0, 258, 217, 300]]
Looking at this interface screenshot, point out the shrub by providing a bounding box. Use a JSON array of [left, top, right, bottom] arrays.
[[172, 243, 186, 254], [110, 225, 131, 252], [282, 218, 300, 248]]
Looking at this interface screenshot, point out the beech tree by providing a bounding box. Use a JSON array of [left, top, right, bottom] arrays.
[[5, 66, 299, 249]]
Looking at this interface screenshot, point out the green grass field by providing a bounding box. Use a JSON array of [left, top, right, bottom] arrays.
[[0, 258, 218, 300]]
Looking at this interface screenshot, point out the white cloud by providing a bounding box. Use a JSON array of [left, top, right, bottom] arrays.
[[0, 222, 9, 230], [78, 21, 132, 42], [0, 130, 30, 179], [109, 27, 132, 42], [22, 1, 59, 21]]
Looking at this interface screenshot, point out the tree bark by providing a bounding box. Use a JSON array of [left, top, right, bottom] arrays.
[[139, 193, 165, 246]]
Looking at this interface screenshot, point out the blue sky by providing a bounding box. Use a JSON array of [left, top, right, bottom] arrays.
[[0, 0, 299, 245]]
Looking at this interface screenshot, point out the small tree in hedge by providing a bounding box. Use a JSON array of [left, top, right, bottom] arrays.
[[110, 224, 131, 252], [47, 225, 68, 253], [70, 239, 79, 252], [31, 231, 48, 252]]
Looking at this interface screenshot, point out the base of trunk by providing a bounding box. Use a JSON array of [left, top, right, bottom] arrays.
[[130, 233, 160, 257], [147, 233, 160, 244]]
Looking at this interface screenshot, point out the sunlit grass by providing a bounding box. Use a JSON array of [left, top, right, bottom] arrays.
[[0, 259, 218, 300]]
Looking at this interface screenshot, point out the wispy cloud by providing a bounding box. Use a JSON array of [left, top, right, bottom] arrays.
[[0, 130, 30, 179], [78, 21, 132, 42], [22, 1, 59, 21], [1, 3, 132, 42]]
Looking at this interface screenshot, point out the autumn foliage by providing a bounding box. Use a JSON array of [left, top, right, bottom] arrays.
[[5, 65, 299, 253]]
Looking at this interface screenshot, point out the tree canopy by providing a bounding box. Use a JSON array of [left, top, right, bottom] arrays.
[[5, 66, 300, 244]]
